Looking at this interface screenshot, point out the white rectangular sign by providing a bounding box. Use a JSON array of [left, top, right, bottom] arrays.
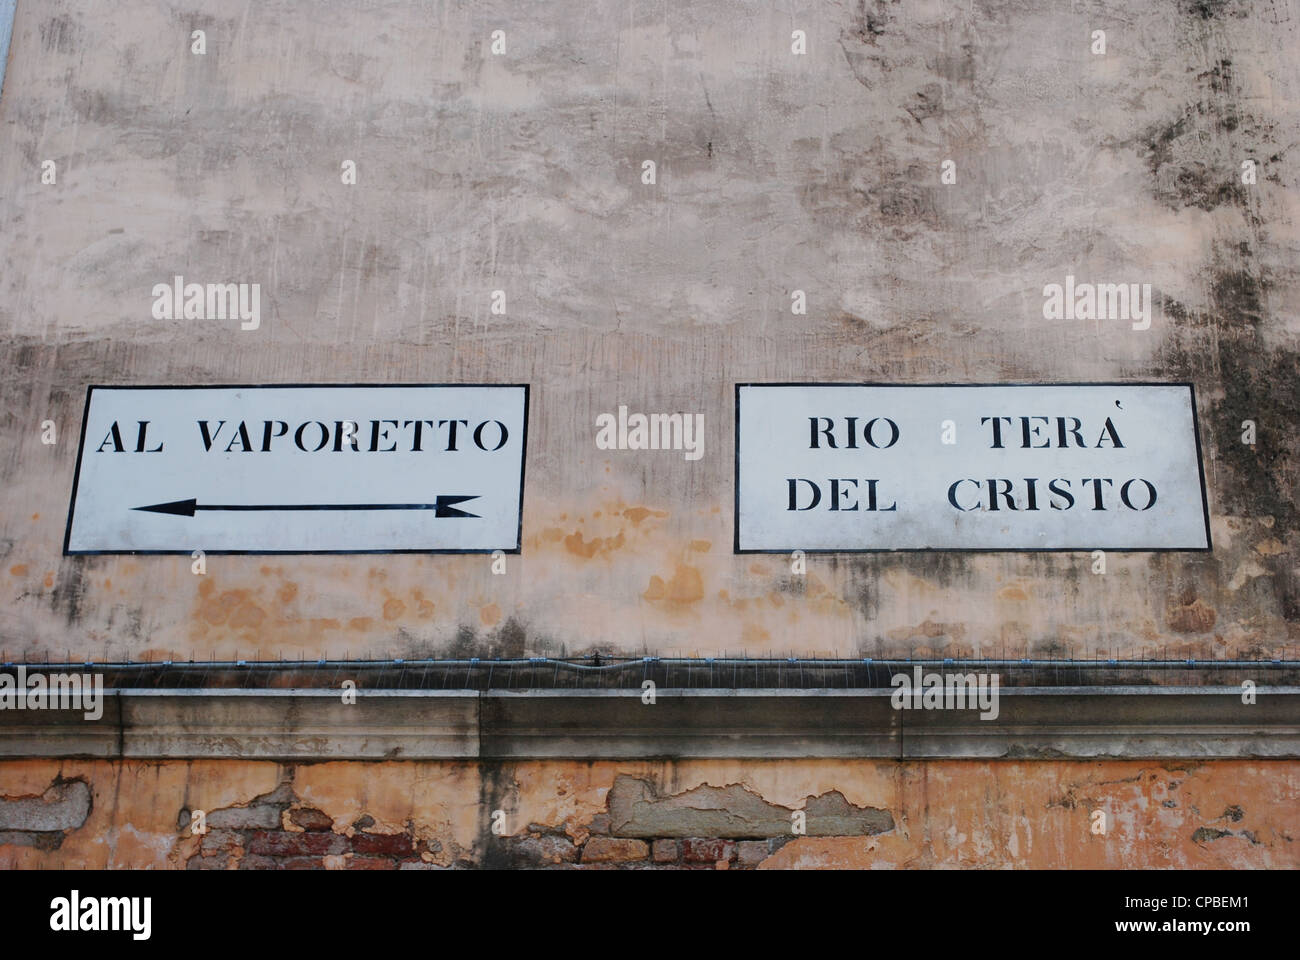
[[735, 383, 1211, 552], [64, 384, 529, 554]]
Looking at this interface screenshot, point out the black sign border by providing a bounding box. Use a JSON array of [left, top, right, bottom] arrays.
[[63, 383, 530, 556], [733, 381, 1213, 554]]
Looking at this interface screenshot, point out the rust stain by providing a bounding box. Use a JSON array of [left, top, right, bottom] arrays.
[[644, 563, 704, 605], [197, 583, 265, 628], [689, 539, 712, 552], [9, 565, 27, 577], [623, 506, 668, 525], [412, 589, 435, 618], [382, 598, 406, 621], [229, 602, 266, 629], [1167, 598, 1217, 634], [564, 530, 625, 558], [480, 603, 502, 627], [348, 617, 373, 631]]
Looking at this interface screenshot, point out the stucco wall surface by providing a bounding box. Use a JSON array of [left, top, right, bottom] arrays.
[[1, 758, 1296, 869], [0, 1, 1297, 661]]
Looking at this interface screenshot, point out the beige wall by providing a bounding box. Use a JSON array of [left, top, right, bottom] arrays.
[[0, 0, 1297, 664]]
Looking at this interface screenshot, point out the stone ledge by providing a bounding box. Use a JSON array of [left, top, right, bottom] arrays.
[[0, 687, 1295, 760]]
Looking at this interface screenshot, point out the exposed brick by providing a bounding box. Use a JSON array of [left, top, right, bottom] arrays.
[[351, 832, 414, 856], [248, 830, 347, 857], [290, 807, 335, 831], [737, 840, 769, 867], [683, 838, 735, 863], [510, 834, 578, 865], [582, 837, 649, 863], [200, 830, 242, 857], [347, 855, 397, 870], [186, 854, 230, 870], [207, 805, 283, 831], [0, 781, 91, 832], [652, 839, 679, 863], [237, 854, 325, 870], [0, 830, 63, 851]]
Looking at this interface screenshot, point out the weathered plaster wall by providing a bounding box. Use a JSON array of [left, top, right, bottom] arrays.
[[0, 0, 1297, 663], [1, 758, 1295, 868]]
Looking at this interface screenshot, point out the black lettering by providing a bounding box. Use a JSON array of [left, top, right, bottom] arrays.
[[370, 420, 399, 453], [402, 420, 428, 452], [197, 420, 226, 452], [134, 421, 163, 453], [261, 420, 288, 452], [1081, 477, 1114, 510], [1048, 478, 1075, 510], [1058, 417, 1085, 448], [1096, 417, 1124, 448], [948, 479, 979, 511], [96, 422, 126, 453], [787, 479, 821, 511], [864, 418, 900, 449], [810, 417, 836, 449], [438, 419, 468, 451], [1024, 477, 1039, 510], [864, 478, 897, 511], [830, 478, 858, 511], [981, 416, 1013, 448], [332, 420, 359, 452], [294, 421, 330, 452], [473, 420, 509, 452], [988, 478, 1017, 511], [224, 422, 253, 453], [1120, 478, 1157, 510], [1021, 417, 1050, 449]]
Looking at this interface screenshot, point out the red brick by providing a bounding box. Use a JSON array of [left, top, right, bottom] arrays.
[[347, 855, 398, 870], [683, 838, 735, 863], [248, 830, 347, 857], [582, 837, 649, 863], [238, 854, 324, 870], [351, 832, 414, 856], [289, 807, 335, 831], [736, 840, 769, 868], [651, 839, 679, 863]]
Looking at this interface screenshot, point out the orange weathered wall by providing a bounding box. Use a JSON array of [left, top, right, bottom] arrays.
[[1, 759, 1295, 869]]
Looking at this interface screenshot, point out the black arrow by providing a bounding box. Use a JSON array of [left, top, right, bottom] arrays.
[[133, 495, 480, 518]]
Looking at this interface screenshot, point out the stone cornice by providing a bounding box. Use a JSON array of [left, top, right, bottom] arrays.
[[1, 686, 1296, 761]]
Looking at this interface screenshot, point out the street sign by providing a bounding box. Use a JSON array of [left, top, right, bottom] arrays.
[[64, 384, 529, 554], [735, 383, 1211, 552]]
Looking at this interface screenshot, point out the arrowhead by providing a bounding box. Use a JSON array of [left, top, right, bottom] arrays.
[[434, 495, 480, 519], [133, 498, 197, 517]]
